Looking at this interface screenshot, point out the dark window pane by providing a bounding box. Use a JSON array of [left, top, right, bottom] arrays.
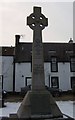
[[70, 58, 75, 72], [51, 77, 59, 88], [51, 57, 58, 72], [71, 77, 75, 88]]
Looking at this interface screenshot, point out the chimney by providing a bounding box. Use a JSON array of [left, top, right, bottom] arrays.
[[69, 38, 73, 43], [15, 35, 20, 45]]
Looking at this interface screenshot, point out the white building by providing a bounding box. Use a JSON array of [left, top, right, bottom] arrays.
[[0, 35, 75, 92], [0, 47, 14, 92]]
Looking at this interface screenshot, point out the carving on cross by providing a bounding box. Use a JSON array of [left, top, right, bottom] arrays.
[[27, 7, 48, 30]]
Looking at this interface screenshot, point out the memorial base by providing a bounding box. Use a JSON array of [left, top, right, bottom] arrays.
[[17, 90, 63, 119]]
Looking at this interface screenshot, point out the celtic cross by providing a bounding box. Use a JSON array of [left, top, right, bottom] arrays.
[[27, 7, 48, 30], [27, 7, 48, 91], [17, 7, 62, 119]]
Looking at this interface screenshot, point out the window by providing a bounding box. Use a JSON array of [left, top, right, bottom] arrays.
[[70, 57, 75, 72], [0, 75, 3, 89], [71, 77, 75, 88], [48, 75, 50, 87], [0, 75, 3, 98], [51, 77, 59, 88], [30, 51, 32, 72], [51, 57, 58, 72], [25, 77, 32, 86]]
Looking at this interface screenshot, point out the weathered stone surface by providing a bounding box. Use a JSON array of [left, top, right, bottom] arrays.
[[27, 7, 48, 91], [16, 6, 63, 119], [17, 91, 62, 118]]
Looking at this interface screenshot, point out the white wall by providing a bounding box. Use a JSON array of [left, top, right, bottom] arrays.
[[0, 56, 2, 76], [49, 62, 74, 91], [0, 56, 2, 97], [44, 62, 74, 91], [15, 62, 50, 92], [2, 56, 13, 91], [15, 62, 74, 92], [58, 63, 72, 91], [44, 63, 50, 86], [0, 55, 74, 92], [15, 63, 31, 92]]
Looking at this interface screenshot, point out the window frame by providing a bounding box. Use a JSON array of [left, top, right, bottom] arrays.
[[70, 57, 75, 72], [70, 77, 75, 88], [51, 77, 59, 88], [25, 77, 32, 86], [51, 57, 58, 72]]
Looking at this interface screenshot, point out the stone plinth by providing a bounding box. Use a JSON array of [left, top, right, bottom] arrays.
[[17, 90, 62, 119]]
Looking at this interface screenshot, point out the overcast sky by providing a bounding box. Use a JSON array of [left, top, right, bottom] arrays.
[[0, 1, 73, 46]]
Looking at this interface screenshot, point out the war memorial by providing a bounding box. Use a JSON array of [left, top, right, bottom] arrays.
[[1, 6, 74, 120]]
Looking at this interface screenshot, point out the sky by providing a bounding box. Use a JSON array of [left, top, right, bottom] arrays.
[[0, 0, 74, 46]]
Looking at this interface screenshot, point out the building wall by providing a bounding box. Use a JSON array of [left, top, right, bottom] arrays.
[[15, 62, 75, 92], [50, 62, 74, 91], [58, 63, 72, 91], [0, 56, 2, 98], [1, 56, 13, 91], [44, 63, 50, 86], [0, 56, 75, 92], [15, 63, 50, 92], [0, 56, 2, 75], [15, 63, 31, 92]]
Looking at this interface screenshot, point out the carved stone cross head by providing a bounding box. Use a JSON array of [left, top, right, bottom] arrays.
[[27, 7, 48, 30]]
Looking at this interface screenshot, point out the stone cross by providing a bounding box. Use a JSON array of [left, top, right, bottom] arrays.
[[27, 7, 48, 91], [17, 7, 62, 118]]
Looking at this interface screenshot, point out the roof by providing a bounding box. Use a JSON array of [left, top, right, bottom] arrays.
[[15, 42, 75, 62], [0, 47, 15, 56], [0, 42, 75, 62]]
